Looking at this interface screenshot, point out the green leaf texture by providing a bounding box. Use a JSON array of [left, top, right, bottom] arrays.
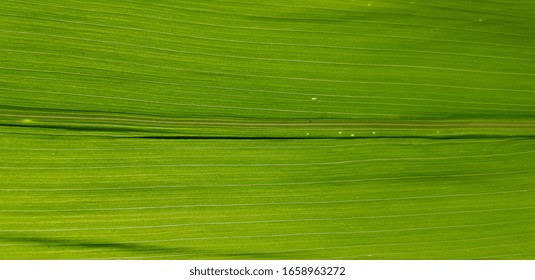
[[1, 0, 534, 259]]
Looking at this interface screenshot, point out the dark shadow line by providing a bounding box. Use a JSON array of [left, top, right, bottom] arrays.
[[127, 135, 535, 140], [2, 124, 535, 140]]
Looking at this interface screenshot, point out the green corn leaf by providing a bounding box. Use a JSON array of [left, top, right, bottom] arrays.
[[1, 0, 534, 259]]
